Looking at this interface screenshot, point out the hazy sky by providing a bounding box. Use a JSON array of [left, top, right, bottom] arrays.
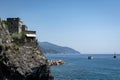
[[0, 0, 120, 54]]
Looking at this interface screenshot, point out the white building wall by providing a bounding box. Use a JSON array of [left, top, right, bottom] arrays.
[[18, 21, 23, 33]]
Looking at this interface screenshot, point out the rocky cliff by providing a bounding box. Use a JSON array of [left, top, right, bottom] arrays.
[[0, 20, 54, 80]]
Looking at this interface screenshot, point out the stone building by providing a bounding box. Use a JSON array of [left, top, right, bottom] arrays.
[[25, 31, 36, 42], [7, 17, 25, 34], [7, 17, 36, 43], [22, 25, 28, 32]]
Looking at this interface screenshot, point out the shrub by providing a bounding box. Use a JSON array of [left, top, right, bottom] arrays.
[[12, 33, 21, 40], [12, 32, 25, 40], [2, 20, 11, 27]]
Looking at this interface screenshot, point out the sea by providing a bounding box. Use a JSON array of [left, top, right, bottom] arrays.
[[45, 54, 120, 80]]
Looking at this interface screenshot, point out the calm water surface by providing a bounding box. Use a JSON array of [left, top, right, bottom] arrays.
[[45, 54, 120, 80]]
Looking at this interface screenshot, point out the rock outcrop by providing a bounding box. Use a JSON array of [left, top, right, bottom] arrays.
[[0, 20, 54, 80], [48, 60, 65, 66]]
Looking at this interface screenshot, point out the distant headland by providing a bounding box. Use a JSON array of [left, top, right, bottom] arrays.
[[39, 42, 80, 54]]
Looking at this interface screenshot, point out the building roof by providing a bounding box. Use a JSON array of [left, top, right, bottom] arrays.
[[25, 31, 36, 34], [26, 34, 36, 37]]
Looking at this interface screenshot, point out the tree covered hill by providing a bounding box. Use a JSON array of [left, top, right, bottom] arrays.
[[39, 42, 80, 54]]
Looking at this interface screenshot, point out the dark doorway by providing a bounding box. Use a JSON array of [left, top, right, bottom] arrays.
[[0, 46, 2, 54]]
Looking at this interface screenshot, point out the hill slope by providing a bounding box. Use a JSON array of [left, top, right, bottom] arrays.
[[39, 42, 80, 54]]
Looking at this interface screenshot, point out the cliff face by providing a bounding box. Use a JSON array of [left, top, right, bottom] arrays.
[[0, 21, 54, 80]]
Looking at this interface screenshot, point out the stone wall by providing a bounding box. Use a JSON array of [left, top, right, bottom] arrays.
[[7, 18, 23, 34]]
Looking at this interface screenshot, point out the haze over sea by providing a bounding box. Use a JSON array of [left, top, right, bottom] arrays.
[[46, 54, 120, 80]]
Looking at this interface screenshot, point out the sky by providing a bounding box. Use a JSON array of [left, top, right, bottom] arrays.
[[0, 0, 120, 54]]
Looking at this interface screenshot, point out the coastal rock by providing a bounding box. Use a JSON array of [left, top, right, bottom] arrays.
[[48, 60, 65, 66]]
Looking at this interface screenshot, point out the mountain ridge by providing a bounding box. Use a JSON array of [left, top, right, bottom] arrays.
[[39, 42, 80, 54]]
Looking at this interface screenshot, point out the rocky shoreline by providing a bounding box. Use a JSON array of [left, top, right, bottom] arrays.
[[48, 60, 65, 66], [0, 18, 66, 80]]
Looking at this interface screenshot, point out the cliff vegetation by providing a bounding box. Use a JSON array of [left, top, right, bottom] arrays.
[[0, 18, 54, 80]]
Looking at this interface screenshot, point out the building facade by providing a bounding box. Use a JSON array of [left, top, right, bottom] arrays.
[[7, 17, 36, 42], [22, 25, 28, 32], [7, 18, 23, 34], [25, 31, 36, 42]]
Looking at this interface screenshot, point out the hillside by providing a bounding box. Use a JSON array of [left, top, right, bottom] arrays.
[[39, 42, 80, 54], [0, 18, 54, 80]]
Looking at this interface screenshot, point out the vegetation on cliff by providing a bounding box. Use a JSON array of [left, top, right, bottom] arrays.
[[0, 18, 54, 80]]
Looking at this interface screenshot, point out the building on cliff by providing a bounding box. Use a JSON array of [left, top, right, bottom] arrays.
[[7, 17, 36, 42], [7, 18, 24, 34], [22, 25, 28, 32], [25, 31, 36, 42], [0, 19, 54, 80]]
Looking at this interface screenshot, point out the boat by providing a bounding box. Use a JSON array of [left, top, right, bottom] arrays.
[[113, 53, 116, 59], [88, 56, 93, 60]]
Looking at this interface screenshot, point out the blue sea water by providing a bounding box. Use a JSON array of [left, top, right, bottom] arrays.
[[45, 54, 120, 80]]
